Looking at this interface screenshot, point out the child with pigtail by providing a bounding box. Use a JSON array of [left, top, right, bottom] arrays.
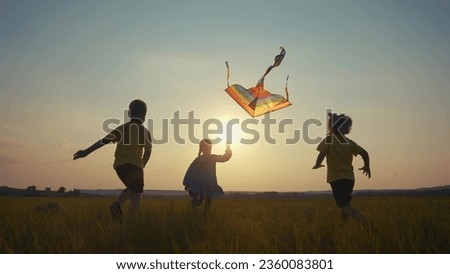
[[183, 139, 232, 215]]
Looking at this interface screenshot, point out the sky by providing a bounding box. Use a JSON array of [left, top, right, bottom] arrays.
[[0, 0, 449, 192]]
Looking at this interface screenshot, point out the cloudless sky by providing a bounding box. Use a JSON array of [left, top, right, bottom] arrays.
[[0, 0, 449, 192]]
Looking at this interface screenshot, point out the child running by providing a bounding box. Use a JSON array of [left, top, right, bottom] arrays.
[[183, 139, 232, 216], [313, 112, 371, 223], [73, 99, 152, 222]]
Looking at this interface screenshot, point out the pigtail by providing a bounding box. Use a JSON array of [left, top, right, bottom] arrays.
[[198, 139, 212, 157]]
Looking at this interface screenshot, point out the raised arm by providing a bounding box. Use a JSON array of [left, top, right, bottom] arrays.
[[358, 149, 371, 178], [213, 144, 232, 163]]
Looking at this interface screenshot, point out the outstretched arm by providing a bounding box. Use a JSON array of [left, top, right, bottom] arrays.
[[358, 149, 371, 178], [312, 152, 326, 169], [73, 138, 112, 160]]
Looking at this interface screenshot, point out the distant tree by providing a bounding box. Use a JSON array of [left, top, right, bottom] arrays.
[[45, 187, 51, 192], [68, 188, 81, 197], [26, 185, 37, 192], [57, 186, 66, 193]]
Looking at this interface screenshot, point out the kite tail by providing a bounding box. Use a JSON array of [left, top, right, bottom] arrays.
[[257, 47, 286, 88], [273, 47, 286, 67], [285, 75, 290, 101], [225, 61, 230, 87]]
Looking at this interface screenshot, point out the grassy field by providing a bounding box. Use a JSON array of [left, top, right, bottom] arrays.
[[0, 196, 449, 253]]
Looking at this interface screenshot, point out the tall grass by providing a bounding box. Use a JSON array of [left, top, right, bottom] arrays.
[[0, 196, 448, 253]]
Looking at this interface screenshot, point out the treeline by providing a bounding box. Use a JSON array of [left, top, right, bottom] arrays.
[[0, 186, 81, 197], [224, 186, 450, 199], [1, 185, 449, 198]]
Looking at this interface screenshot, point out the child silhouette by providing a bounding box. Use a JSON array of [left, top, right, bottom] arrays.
[[313, 113, 371, 222], [183, 139, 232, 216], [74, 99, 152, 222]]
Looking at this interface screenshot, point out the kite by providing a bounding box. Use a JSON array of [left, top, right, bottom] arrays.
[[224, 47, 292, 117]]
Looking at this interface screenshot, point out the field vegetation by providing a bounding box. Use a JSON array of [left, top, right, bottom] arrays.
[[0, 196, 449, 253]]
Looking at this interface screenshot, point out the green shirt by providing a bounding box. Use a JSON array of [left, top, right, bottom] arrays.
[[317, 135, 363, 183]]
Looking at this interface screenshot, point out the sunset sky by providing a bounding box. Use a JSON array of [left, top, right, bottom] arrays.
[[0, 0, 449, 192]]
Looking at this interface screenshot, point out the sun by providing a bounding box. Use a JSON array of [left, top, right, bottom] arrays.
[[207, 118, 242, 145], [201, 116, 244, 148], [220, 119, 243, 145]]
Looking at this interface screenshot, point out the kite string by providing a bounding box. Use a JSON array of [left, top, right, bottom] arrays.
[[225, 61, 230, 87], [285, 75, 290, 101]]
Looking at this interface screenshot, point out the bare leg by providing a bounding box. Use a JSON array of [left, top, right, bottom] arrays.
[[109, 189, 132, 222], [117, 189, 132, 205], [341, 204, 367, 224], [129, 191, 142, 215]]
